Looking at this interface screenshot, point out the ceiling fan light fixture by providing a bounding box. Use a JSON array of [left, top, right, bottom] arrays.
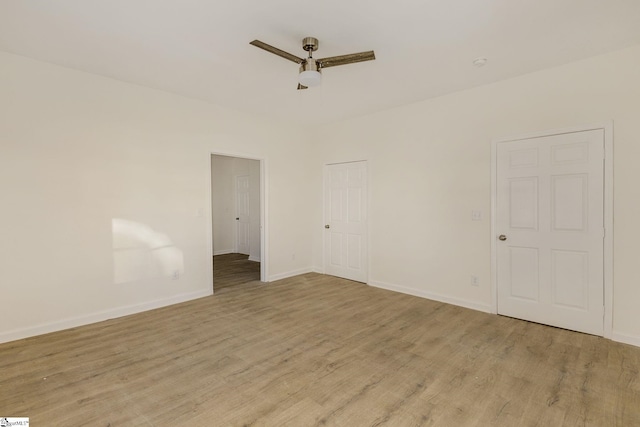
[[299, 70, 322, 87], [299, 60, 322, 87]]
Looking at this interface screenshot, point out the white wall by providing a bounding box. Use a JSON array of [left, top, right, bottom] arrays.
[[313, 44, 640, 346], [0, 51, 316, 343]]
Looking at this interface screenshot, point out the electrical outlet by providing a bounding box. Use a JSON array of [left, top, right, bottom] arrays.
[[471, 275, 479, 286], [471, 210, 482, 221], [172, 270, 180, 280]]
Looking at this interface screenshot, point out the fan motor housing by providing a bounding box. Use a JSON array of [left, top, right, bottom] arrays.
[[300, 59, 320, 73]]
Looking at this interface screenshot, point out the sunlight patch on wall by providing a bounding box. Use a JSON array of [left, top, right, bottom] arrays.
[[112, 219, 184, 284]]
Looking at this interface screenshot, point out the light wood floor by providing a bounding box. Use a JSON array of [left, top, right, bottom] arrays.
[[1, 267, 639, 426], [213, 253, 260, 292]]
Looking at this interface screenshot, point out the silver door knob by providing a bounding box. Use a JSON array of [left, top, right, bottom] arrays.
[[325, 225, 330, 229], [498, 234, 507, 241]]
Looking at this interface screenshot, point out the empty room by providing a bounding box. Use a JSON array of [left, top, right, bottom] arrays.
[[1, 1, 639, 425]]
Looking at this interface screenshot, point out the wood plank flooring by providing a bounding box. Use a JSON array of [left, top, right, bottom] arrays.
[[213, 253, 260, 292], [1, 268, 639, 426]]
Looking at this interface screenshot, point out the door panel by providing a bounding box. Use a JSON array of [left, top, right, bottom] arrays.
[[551, 249, 588, 309], [509, 177, 538, 229], [552, 174, 587, 231], [509, 247, 540, 301], [496, 130, 604, 335], [324, 161, 367, 283]]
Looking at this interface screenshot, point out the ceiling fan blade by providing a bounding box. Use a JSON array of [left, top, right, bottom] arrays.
[[317, 51, 375, 68], [250, 40, 304, 64], [297, 83, 308, 90]]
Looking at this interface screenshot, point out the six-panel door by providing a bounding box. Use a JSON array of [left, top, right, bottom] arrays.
[[496, 130, 605, 335], [324, 161, 368, 283]]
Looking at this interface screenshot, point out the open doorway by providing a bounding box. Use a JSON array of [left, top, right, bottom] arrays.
[[210, 154, 264, 292]]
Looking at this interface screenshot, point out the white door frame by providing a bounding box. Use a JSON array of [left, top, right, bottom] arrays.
[[208, 151, 268, 288], [491, 122, 613, 338]]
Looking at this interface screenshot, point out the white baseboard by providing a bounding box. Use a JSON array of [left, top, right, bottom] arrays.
[[248, 255, 260, 262], [0, 289, 212, 345], [368, 280, 492, 314], [213, 249, 234, 256], [611, 331, 640, 348], [269, 267, 320, 282]]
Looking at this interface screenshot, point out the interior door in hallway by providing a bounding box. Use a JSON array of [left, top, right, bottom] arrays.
[[496, 129, 605, 335], [236, 175, 250, 255], [324, 161, 368, 283]]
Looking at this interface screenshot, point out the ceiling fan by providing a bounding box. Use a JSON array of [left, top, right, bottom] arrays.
[[250, 37, 375, 90]]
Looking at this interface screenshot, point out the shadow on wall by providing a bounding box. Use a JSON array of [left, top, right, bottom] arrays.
[[112, 219, 184, 284]]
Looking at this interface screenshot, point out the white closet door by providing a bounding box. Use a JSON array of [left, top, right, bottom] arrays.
[[324, 161, 368, 283], [496, 130, 604, 335]]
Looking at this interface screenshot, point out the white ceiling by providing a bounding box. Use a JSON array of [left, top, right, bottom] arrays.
[[2, 0, 640, 125]]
